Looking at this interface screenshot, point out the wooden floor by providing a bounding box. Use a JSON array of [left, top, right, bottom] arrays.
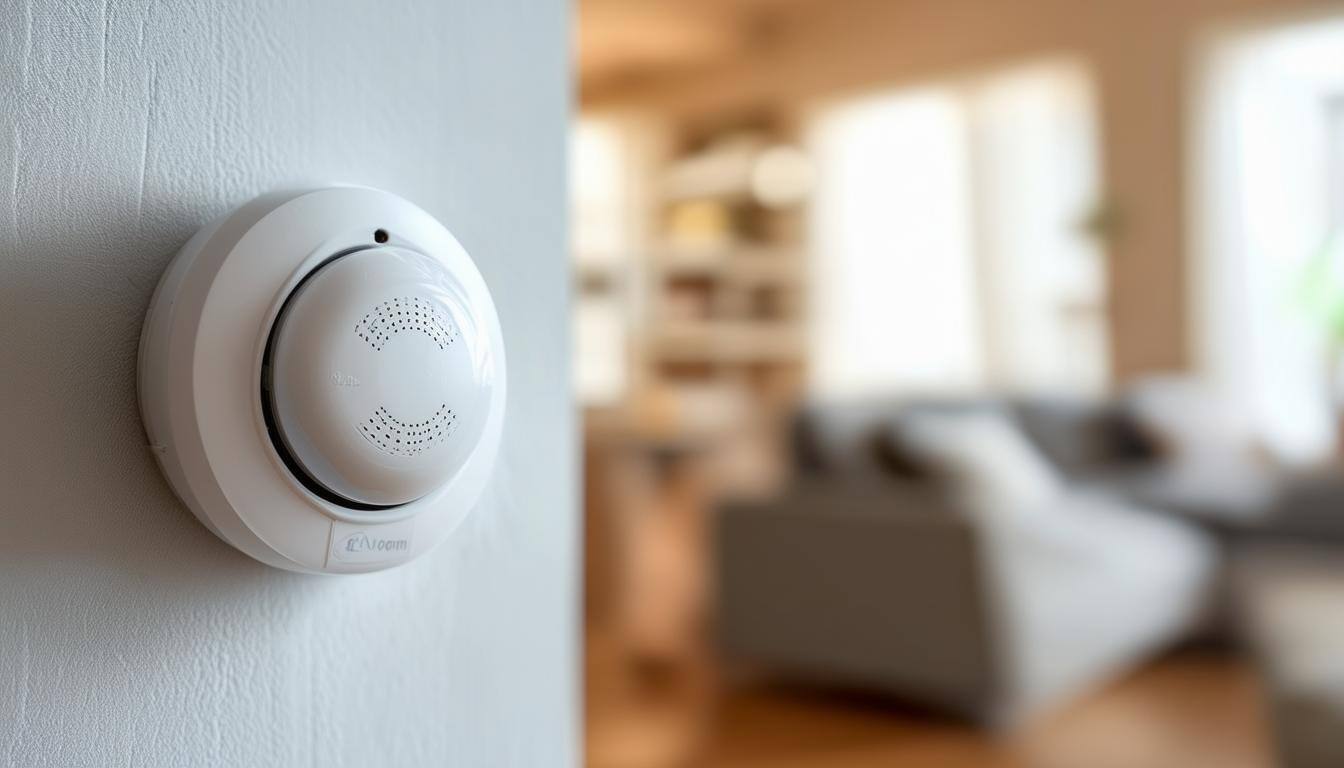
[[587, 643, 1276, 768]]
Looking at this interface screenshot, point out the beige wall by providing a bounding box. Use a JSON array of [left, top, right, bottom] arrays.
[[589, 0, 1344, 383]]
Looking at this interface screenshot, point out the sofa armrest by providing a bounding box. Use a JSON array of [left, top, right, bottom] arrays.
[[714, 483, 1003, 721]]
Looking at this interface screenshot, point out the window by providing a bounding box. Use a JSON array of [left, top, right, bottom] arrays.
[[1194, 16, 1344, 464], [807, 60, 1106, 399], [808, 88, 980, 397], [572, 117, 641, 407]]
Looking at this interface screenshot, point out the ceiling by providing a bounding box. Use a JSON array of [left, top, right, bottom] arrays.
[[578, 0, 812, 99]]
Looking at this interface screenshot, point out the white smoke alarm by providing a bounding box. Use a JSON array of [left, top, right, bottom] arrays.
[[138, 186, 506, 574]]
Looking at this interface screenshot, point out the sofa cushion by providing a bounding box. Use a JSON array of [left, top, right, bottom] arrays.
[[895, 408, 1066, 513], [1012, 399, 1160, 477], [1124, 376, 1257, 465], [790, 398, 901, 476], [994, 490, 1217, 714], [792, 398, 1005, 479]]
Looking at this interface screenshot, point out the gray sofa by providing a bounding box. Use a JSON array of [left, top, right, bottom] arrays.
[[714, 398, 1221, 725]]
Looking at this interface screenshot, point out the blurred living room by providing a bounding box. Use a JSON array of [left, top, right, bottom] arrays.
[[574, 1, 1344, 766]]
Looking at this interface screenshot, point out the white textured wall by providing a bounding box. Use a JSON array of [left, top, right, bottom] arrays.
[[0, 1, 574, 765]]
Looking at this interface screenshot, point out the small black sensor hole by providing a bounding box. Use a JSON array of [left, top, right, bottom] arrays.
[[373, 229, 389, 244]]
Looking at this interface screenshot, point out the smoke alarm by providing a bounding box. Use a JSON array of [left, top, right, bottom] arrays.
[[138, 187, 506, 574]]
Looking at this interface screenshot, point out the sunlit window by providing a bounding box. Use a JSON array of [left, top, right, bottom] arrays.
[[807, 60, 1106, 399], [1194, 17, 1344, 464], [572, 118, 637, 407], [808, 88, 981, 398]]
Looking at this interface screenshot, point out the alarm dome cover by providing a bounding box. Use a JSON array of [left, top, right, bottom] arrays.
[[267, 246, 496, 508]]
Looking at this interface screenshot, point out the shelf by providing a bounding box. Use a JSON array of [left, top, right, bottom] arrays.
[[660, 136, 763, 202], [650, 247, 805, 284], [648, 322, 804, 363]]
